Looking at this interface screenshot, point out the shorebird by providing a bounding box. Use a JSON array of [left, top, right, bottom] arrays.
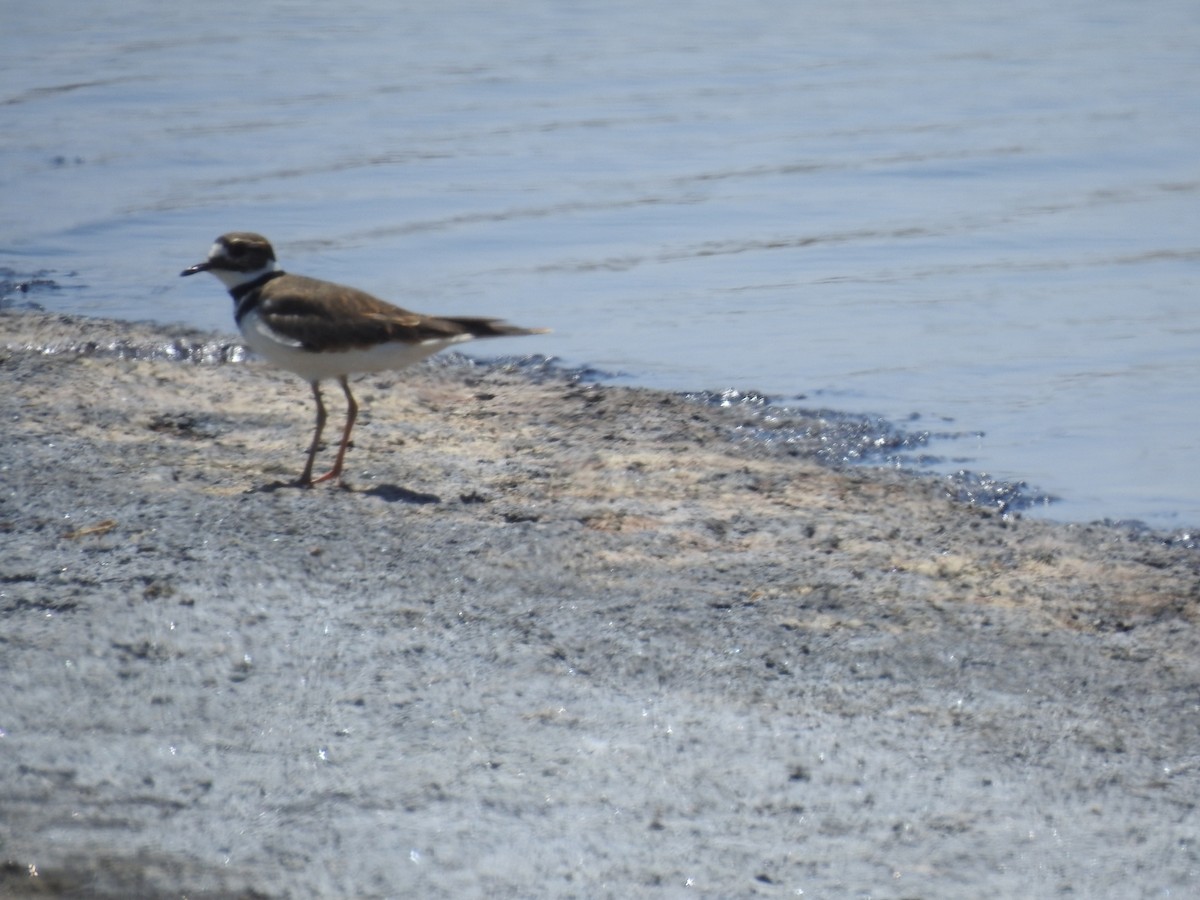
[[181, 232, 547, 486]]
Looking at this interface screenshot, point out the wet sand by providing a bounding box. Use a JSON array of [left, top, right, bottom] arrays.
[[2, 310, 1198, 898]]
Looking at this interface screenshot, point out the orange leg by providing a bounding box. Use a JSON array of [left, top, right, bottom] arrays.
[[312, 375, 358, 485], [297, 381, 328, 486]]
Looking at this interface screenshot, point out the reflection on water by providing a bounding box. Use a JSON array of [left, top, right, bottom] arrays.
[[2, 0, 1198, 527]]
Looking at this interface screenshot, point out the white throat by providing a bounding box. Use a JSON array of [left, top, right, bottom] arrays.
[[209, 261, 277, 291]]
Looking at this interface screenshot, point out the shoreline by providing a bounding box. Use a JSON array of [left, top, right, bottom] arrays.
[[4, 307, 1173, 532], [2, 310, 1198, 897]]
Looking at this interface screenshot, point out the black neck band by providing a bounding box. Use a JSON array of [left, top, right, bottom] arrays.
[[230, 270, 285, 323], [229, 269, 285, 302]]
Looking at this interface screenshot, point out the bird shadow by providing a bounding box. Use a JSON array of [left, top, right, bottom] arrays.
[[360, 483, 441, 504], [244, 480, 441, 504]]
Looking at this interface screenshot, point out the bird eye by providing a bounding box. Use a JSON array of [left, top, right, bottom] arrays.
[[228, 244, 246, 257]]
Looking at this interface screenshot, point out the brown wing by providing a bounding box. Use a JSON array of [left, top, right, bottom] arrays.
[[254, 275, 546, 352]]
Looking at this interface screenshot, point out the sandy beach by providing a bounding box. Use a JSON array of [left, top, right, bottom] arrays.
[[2, 310, 1198, 898]]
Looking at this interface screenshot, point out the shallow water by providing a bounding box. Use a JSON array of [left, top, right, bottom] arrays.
[[3, 0, 1199, 527]]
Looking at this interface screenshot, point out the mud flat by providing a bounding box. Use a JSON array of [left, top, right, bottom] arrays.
[[2, 310, 1198, 898]]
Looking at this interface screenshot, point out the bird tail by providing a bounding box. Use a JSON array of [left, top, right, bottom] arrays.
[[441, 317, 550, 339]]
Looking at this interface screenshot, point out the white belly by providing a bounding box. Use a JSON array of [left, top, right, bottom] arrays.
[[239, 308, 471, 383]]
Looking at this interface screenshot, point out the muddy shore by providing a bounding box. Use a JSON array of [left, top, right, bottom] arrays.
[[2, 310, 1198, 898]]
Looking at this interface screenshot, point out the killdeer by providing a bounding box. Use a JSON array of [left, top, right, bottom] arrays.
[[181, 232, 547, 486]]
